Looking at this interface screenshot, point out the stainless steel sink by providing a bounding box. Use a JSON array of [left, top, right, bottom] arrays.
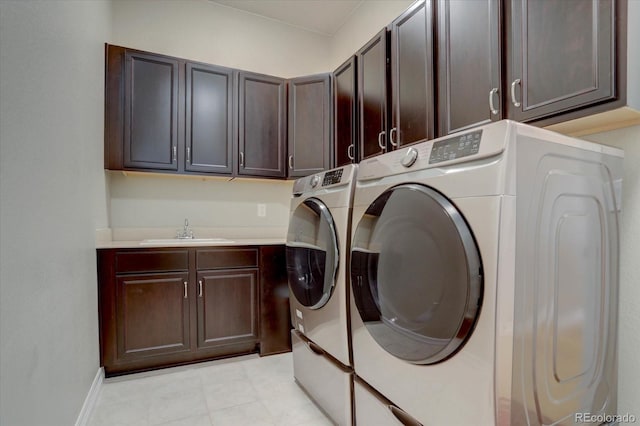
[[139, 238, 235, 245]]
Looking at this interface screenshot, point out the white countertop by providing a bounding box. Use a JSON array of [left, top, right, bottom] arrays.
[[95, 227, 286, 249]]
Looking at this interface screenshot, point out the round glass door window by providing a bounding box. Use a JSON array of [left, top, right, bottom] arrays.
[[350, 184, 483, 364], [286, 198, 339, 309]]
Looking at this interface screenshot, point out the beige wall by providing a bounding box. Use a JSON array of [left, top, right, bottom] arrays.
[[111, 0, 331, 77], [109, 173, 292, 231], [330, 0, 414, 69], [0, 1, 111, 424], [581, 125, 640, 417]]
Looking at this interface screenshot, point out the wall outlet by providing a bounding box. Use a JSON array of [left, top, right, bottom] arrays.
[[257, 203, 266, 217]]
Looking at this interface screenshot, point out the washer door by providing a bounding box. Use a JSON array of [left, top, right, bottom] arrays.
[[286, 198, 339, 309], [350, 184, 483, 364]]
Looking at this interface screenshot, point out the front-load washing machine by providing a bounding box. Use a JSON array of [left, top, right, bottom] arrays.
[[286, 164, 357, 425], [349, 121, 623, 425]]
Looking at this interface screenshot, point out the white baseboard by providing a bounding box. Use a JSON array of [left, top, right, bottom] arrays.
[[75, 367, 104, 426]]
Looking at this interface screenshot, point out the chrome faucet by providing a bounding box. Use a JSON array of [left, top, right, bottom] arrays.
[[176, 218, 194, 239]]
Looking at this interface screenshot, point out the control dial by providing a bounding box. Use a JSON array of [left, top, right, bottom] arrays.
[[401, 147, 418, 168], [310, 175, 320, 188]]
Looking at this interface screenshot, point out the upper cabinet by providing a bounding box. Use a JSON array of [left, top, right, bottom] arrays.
[[105, 45, 287, 179], [436, 0, 623, 133], [123, 51, 180, 171], [106, 0, 626, 179], [238, 72, 287, 178], [185, 62, 235, 174], [436, 0, 502, 136], [357, 0, 435, 161], [357, 28, 389, 161], [287, 74, 332, 178], [333, 56, 358, 167], [505, 0, 617, 122], [106, 45, 235, 175], [389, 0, 435, 148], [105, 46, 180, 171]]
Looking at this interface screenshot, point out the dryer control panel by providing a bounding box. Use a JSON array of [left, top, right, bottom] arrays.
[[322, 168, 344, 186]]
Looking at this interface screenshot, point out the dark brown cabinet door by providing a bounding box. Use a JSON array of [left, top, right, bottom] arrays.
[[196, 269, 259, 350], [258, 246, 291, 356], [505, 0, 616, 122], [124, 51, 180, 170], [185, 63, 235, 174], [287, 74, 332, 178], [389, 0, 435, 147], [115, 272, 190, 360], [437, 0, 501, 136], [333, 56, 358, 166], [357, 29, 389, 160], [238, 72, 287, 178]]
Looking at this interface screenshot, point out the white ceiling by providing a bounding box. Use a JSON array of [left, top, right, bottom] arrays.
[[209, 0, 365, 36]]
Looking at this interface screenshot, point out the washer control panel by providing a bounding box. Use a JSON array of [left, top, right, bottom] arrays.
[[357, 121, 510, 182], [322, 168, 344, 186], [429, 130, 482, 164]]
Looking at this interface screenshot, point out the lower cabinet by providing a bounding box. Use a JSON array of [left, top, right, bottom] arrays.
[[98, 245, 290, 376], [115, 272, 191, 361], [196, 269, 258, 351]]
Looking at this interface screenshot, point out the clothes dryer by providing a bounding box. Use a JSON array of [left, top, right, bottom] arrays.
[[286, 164, 357, 425], [349, 121, 622, 425]]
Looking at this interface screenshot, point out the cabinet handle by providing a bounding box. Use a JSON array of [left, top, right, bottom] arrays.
[[198, 280, 203, 297], [186, 146, 191, 163], [378, 131, 386, 151], [347, 144, 354, 161], [172, 146, 177, 163], [239, 151, 244, 167], [389, 127, 398, 147], [489, 88, 499, 115], [183, 281, 188, 299], [510, 79, 521, 108], [307, 341, 324, 355], [288, 155, 293, 170], [388, 405, 422, 426]]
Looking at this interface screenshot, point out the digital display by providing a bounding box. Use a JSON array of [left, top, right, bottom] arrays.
[[429, 130, 482, 164], [322, 168, 343, 186]]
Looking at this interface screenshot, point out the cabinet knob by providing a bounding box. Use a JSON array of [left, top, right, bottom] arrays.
[[183, 281, 188, 299], [239, 152, 244, 167], [510, 79, 521, 108], [172, 146, 177, 163], [347, 144, 355, 161], [198, 280, 203, 297], [186, 146, 191, 163], [489, 88, 499, 115], [288, 155, 293, 170]]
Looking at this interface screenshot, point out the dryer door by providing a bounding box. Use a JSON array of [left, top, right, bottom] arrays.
[[351, 184, 483, 364], [286, 198, 339, 309]]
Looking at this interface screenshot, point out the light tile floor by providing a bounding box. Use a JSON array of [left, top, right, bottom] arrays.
[[88, 352, 333, 426]]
